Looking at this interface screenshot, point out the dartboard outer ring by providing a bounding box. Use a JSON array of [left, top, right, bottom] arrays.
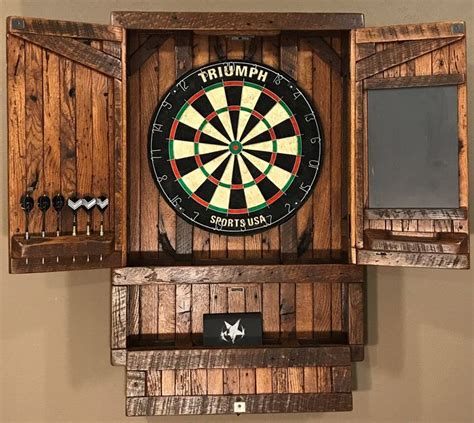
[[148, 60, 323, 236]]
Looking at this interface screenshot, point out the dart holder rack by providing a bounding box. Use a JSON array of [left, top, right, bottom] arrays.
[[6, 11, 470, 417]]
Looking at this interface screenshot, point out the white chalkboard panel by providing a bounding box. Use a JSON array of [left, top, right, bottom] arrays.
[[368, 86, 459, 208]]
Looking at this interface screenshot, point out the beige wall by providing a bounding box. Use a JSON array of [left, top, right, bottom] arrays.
[[0, 1, 473, 422]]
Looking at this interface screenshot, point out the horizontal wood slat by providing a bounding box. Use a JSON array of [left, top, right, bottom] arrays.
[[111, 12, 364, 31], [356, 21, 465, 43], [364, 74, 465, 90], [365, 208, 467, 220], [127, 346, 351, 370], [356, 37, 461, 81], [126, 393, 353, 415], [364, 229, 468, 254], [357, 250, 469, 268], [13, 33, 122, 79], [113, 264, 364, 285], [8, 16, 122, 41]]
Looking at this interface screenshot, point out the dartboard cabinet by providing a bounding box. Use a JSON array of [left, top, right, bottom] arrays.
[[6, 12, 470, 416]]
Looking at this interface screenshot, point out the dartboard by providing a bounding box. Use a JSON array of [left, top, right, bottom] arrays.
[[149, 60, 323, 235]]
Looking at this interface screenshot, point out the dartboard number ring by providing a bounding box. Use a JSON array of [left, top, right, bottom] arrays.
[[149, 60, 323, 235]]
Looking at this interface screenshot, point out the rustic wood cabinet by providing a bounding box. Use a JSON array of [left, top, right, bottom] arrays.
[[6, 11, 469, 416]]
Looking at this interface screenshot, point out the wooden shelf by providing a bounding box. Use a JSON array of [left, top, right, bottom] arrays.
[[11, 232, 115, 259]]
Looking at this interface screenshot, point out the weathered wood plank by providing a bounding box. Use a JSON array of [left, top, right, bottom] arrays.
[[365, 208, 467, 220], [140, 285, 158, 336], [263, 283, 280, 341], [127, 393, 353, 415], [357, 250, 469, 268], [111, 286, 127, 349], [8, 16, 122, 40], [127, 346, 351, 370], [112, 12, 364, 30], [356, 21, 464, 43], [280, 283, 296, 339], [314, 283, 332, 340], [126, 371, 146, 397], [356, 37, 460, 81], [348, 283, 364, 345], [191, 284, 209, 344], [295, 283, 313, 340], [15, 33, 121, 79], [128, 34, 169, 75], [7, 35, 26, 245], [207, 369, 224, 395], [239, 369, 256, 394], [287, 367, 304, 393], [147, 370, 162, 396], [175, 284, 191, 344], [158, 284, 176, 342], [332, 366, 352, 392], [307, 36, 341, 74], [272, 368, 288, 393], [364, 73, 464, 90], [113, 264, 364, 285], [223, 369, 240, 394], [256, 368, 273, 394]]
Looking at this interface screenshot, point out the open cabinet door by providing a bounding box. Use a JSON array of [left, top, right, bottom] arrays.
[[7, 17, 127, 273], [350, 22, 469, 268]]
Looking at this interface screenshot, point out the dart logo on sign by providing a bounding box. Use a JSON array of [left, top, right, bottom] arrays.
[[149, 60, 323, 235]]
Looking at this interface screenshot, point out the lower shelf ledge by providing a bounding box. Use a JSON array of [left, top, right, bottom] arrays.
[[127, 345, 351, 370], [126, 393, 353, 416]]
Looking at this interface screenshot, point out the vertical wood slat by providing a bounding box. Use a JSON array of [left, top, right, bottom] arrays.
[[140, 285, 158, 337], [42, 50, 60, 233], [175, 284, 191, 345], [260, 36, 280, 260], [280, 283, 296, 339], [191, 284, 209, 344], [348, 283, 364, 345], [161, 370, 176, 396], [140, 34, 160, 253], [25, 42, 44, 234], [314, 282, 332, 341], [7, 35, 26, 241], [128, 285, 140, 336], [59, 56, 76, 235], [158, 284, 176, 342], [192, 34, 211, 260], [262, 283, 279, 341], [111, 285, 127, 349], [91, 41, 111, 232], [312, 37, 332, 260], [296, 36, 314, 259], [75, 63, 93, 231], [128, 32, 141, 254], [207, 369, 224, 395], [146, 370, 162, 396], [175, 32, 194, 257], [296, 283, 313, 340], [279, 32, 298, 260]]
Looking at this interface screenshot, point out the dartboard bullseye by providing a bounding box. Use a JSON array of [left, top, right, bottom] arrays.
[[149, 60, 323, 235]]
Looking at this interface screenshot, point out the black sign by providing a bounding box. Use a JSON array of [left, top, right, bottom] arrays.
[[149, 60, 323, 236], [203, 312, 263, 347]]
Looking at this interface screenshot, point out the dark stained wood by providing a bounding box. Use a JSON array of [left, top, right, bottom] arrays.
[[15, 33, 122, 79], [332, 366, 352, 392], [365, 208, 467, 220], [175, 32, 194, 258], [112, 264, 364, 285], [357, 250, 469, 268], [128, 34, 169, 75], [356, 37, 461, 81], [279, 33, 298, 260], [307, 37, 342, 75], [129, 346, 350, 371], [11, 233, 115, 258], [8, 16, 122, 41], [356, 21, 465, 43], [364, 73, 465, 89], [111, 12, 365, 31], [364, 229, 468, 254], [10, 251, 122, 273], [126, 393, 353, 415]]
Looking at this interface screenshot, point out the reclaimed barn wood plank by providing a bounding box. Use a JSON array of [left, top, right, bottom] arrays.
[[227, 286, 245, 313], [223, 369, 240, 394], [111, 12, 364, 31], [308, 36, 341, 74], [365, 208, 467, 220], [364, 73, 464, 89], [332, 366, 351, 392], [239, 369, 256, 394], [256, 368, 272, 394], [15, 33, 121, 79], [357, 250, 469, 268], [263, 283, 280, 341], [280, 283, 296, 339], [272, 368, 288, 393], [127, 285, 140, 337], [356, 37, 460, 81], [8, 16, 122, 40], [210, 284, 228, 313], [126, 371, 146, 397], [111, 285, 127, 349], [287, 367, 304, 393], [42, 50, 61, 233], [207, 369, 224, 395], [7, 35, 26, 244], [146, 370, 162, 396], [127, 346, 351, 370], [140, 285, 158, 337], [314, 282, 332, 340], [191, 369, 207, 395], [158, 284, 176, 342], [128, 34, 169, 75], [348, 283, 364, 345], [161, 370, 176, 396], [175, 284, 191, 345], [356, 21, 464, 43], [296, 283, 313, 340], [112, 264, 364, 285], [191, 284, 209, 344], [175, 370, 192, 395]]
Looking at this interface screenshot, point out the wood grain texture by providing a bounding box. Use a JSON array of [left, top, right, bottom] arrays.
[[8, 16, 122, 40], [112, 12, 364, 30], [128, 34, 169, 75], [357, 250, 469, 268], [15, 33, 121, 79], [127, 346, 351, 370], [126, 393, 353, 415], [111, 286, 127, 349], [308, 37, 341, 75], [113, 264, 364, 285], [348, 283, 364, 345], [365, 208, 467, 220], [364, 73, 464, 89]]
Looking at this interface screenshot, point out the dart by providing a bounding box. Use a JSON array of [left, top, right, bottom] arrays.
[[96, 196, 109, 237], [38, 195, 51, 238], [52, 194, 65, 237], [82, 195, 97, 236], [67, 195, 82, 236], [20, 193, 34, 240]]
